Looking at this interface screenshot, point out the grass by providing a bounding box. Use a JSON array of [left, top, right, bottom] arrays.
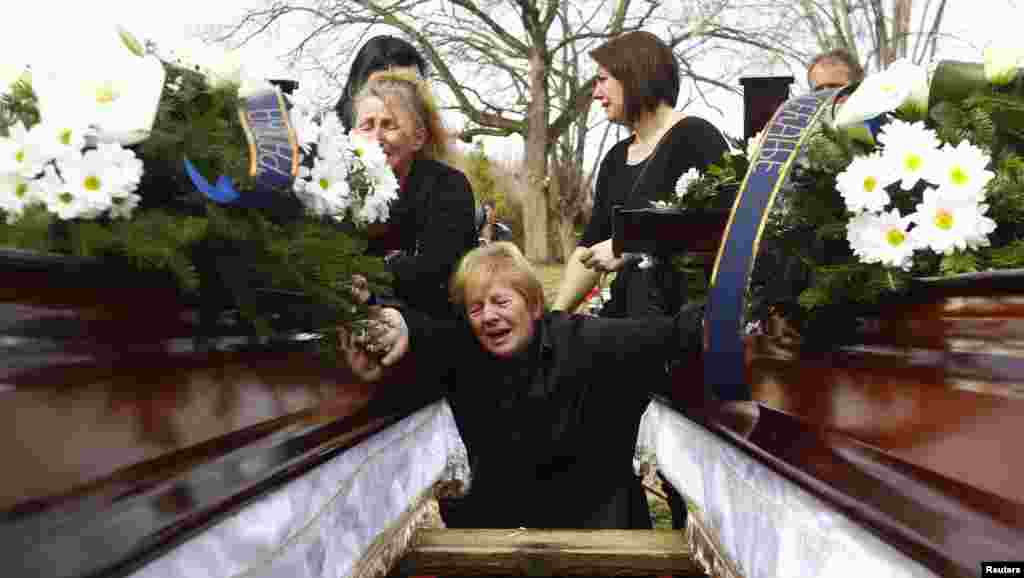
[[533, 261, 566, 305]]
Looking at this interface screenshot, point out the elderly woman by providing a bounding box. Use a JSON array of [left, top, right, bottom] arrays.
[[344, 241, 707, 531], [553, 31, 730, 318], [349, 74, 478, 319]]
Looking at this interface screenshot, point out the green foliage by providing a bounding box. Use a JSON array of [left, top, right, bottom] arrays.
[[0, 77, 40, 135], [0, 57, 389, 360], [665, 73, 1024, 342], [462, 145, 501, 205], [138, 64, 254, 191]]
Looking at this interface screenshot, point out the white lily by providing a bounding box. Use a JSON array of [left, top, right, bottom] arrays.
[[834, 59, 929, 128], [983, 43, 1024, 86], [32, 24, 165, 146]]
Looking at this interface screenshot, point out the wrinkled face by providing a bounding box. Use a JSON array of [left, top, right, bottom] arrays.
[[465, 276, 541, 358], [352, 95, 425, 178], [593, 65, 626, 124], [809, 61, 852, 92]]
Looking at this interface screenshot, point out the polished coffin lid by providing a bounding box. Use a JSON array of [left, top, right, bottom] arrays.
[[615, 209, 1024, 577], [0, 249, 437, 577]]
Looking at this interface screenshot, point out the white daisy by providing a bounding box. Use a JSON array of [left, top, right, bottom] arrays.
[[675, 168, 701, 200], [876, 119, 943, 191], [910, 188, 996, 255], [37, 164, 90, 221], [846, 208, 916, 270], [31, 120, 91, 163], [55, 149, 125, 218], [929, 140, 995, 203], [307, 158, 353, 215], [0, 122, 49, 179], [835, 152, 895, 213], [0, 172, 44, 222]]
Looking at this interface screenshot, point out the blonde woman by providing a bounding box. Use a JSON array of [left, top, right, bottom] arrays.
[[349, 74, 478, 319]]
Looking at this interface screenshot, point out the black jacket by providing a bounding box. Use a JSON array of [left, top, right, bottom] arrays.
[[402, 305, 705, 529], [367, 158, 477, 319]]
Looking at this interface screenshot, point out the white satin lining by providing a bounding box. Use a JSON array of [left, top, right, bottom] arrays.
[[130, 400, 469, 578], [635, 400, 939, 578]]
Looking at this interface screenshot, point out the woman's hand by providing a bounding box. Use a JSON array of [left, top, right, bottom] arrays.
[[579, 239, 627, 273], [339, 307, 410, 382]]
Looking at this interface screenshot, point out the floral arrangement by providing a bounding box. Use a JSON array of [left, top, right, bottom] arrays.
[[0, 25, 392, 356], [291, 113, 399, 227], [668, 51, 1024, 342]]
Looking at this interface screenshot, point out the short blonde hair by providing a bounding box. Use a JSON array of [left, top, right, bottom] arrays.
[[351, 72, 449, 161], [449, 242, 545, 313]]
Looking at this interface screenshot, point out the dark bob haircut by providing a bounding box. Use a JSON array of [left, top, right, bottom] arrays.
[[589, 31, 680, 126], [335, 35, 429, 130]]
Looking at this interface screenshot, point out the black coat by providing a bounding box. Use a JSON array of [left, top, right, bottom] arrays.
[[367, 158, 478, 319], [402, 305, 705, 529]]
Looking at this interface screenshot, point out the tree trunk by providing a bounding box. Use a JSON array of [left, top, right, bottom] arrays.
[[557, 216, 577, 264], [893, 0, 913, 60], [523, 47, 550, 263]]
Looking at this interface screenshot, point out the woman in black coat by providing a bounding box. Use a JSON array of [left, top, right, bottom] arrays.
[[343, 242, 710, 532], [349, 73, 478, 319]]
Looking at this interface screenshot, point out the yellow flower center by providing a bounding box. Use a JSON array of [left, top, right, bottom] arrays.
[[950, 166, 969, 186], [862, 176, 878, 192], [934, 209, 954, 230], [59, 192, 73, 204], [886, 228, 906, 247], [84, 175, 101, 191], [880, 83, 898, 94], [319, 178, 330, 190], [59, 129, 73, 146], [15, 183, 28, 198], [904, 153, 922, 172], [95, 82, 120, 105], [15, 149, 24, 163]]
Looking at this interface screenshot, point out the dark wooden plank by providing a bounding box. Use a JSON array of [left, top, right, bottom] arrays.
[[397, 529, 702, 576]]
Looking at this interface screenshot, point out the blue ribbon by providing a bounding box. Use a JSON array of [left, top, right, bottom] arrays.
[[703, 89, 840, 401], [184, 86, 299, 208]]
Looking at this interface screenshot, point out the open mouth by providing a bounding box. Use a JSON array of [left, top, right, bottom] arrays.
[[486, 328, 511, 344]]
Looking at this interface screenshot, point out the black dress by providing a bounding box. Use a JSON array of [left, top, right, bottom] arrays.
[[366, 158, 478, 319], [581, 116, 729, 318], [402, 306, 705, 532]]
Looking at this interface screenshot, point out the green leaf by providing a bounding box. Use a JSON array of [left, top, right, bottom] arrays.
[[117, 25, 146, 57]]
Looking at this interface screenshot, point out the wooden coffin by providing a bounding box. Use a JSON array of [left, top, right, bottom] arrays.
[[615, 207, 1024, 577], [0, 248, 438, 578]]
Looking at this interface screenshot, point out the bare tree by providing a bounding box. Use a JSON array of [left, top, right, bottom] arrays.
[[786, 0, 949, 72], [217, 0, 790, 262]]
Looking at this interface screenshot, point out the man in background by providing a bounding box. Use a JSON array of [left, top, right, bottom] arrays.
[[807, 49, 864, 92]]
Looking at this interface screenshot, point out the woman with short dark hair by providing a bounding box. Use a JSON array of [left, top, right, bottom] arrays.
[[335, 35, 429, 132], [553, 30, 729, 318]]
